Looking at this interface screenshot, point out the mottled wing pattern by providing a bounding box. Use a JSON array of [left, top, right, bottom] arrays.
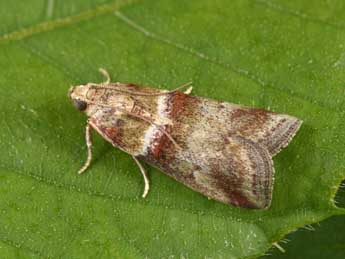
[[88, 110, 152, 156], [86, 83, 163, 156], [187, 135, 274, 208], [79, 83, 302, 209], [227, 108, 302, 156], [140, 93, 302, 209]]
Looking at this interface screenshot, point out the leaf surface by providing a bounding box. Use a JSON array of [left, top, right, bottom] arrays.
[[0, 0, 344, 258]]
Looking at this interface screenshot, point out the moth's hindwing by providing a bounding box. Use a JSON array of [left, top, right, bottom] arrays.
[[87, 84, 302, 209]]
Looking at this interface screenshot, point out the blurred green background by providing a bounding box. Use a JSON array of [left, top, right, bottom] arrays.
[[0, 0, 344, 258]]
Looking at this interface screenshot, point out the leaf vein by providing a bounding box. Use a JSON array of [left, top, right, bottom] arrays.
[[255, 0, 345, 30], [114, 11, 340, 112], [0, 0, 139, 44]]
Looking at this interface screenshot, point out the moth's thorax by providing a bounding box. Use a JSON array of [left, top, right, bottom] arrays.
[[70, 84, 155, 118], [70, 83, 173, 156]]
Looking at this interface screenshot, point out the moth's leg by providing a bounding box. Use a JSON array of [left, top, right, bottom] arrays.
[[180, 82, 193, 95], [98, 68, 111, 84], [131, 155, 150, 198], [184, 86, 193, 95], [78, 123, 93, 174]]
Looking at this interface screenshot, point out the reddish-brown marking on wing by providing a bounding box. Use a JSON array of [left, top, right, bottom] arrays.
[[104, 127, 122, 140], [103, 126, 123, 145], [211, 167, 256, 208], [125, 83, 141, 90], [151, 131, 169, 160], [143, 92, 199, 169], [230, 108, 302, 156], [148, 92, 190, 159], [90, 118, 125, 147], [166, 92, 188, 117], [228, 190, 257, 208], [231, 108, 271, 131]]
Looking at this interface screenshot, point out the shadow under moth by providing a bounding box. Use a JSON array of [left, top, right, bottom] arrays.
[[69, 68, 302, 209]]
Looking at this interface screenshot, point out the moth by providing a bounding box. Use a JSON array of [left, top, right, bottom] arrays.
[[69, 68, 302, 209]]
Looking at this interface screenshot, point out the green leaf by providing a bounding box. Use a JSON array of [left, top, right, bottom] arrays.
[[259, 215, 345, 259], [0, 0, 344, 258], [259, 182, 345, 258]]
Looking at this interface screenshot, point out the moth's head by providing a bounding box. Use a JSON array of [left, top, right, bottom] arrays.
[[68, 84, 90, 112]]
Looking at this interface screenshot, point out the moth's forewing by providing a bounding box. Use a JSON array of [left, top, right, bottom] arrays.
[[226, 107, 302, 156], [86, 84, 302, 209]]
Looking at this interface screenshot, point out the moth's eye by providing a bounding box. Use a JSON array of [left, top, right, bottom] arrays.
[[73, 99, 87, 111]]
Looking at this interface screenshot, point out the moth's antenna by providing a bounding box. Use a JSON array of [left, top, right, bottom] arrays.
[[92, 82, 193, 96], [96, 68, 192, 96], [99, 68, 111, 84]]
